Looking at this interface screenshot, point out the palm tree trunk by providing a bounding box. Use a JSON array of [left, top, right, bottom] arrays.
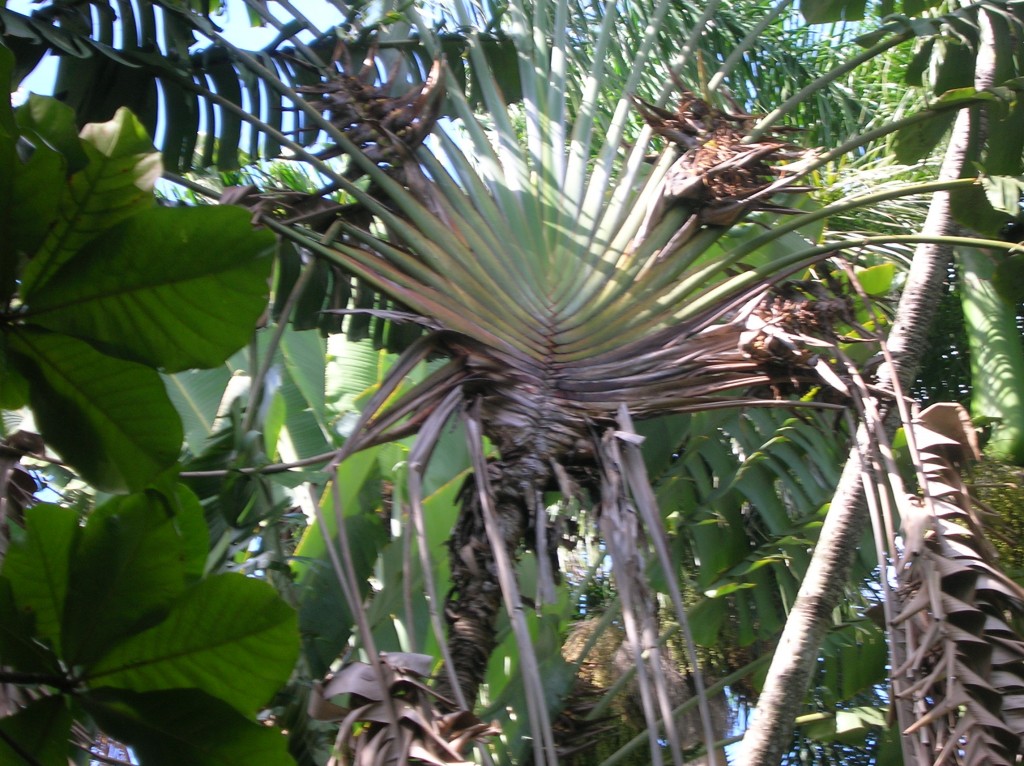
[[736, 14, 998, 763], [435, 459, 530, 708]]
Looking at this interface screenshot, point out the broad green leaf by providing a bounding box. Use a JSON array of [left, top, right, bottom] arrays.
[[164, 366, 232, 454], [294, 447, 388, 675], [855, 263, 895, 296], [688, 598, 728, 647], [983, 96, 1024, 176], [0, 576, 60, 675], [280, 327, 326, 422], [298, 514, 388, 677], [930, 40, 974, 96], [2, 504, 79, 654], [82, 688, 295, 766], [25, 206, 273, 372], [704, 581, 756, 598], [292, 446, 383, 569], [165, 482, 210, 582], [933, 86, 995, 106], [366, 467, 467, 663], [951, 184, 1012, 239], [20, 107, 161, 295], [960, 247, 1024, 464], [16, 93, 88, 173], [980, 175, 1024, 217], [10, 136, 64, 260], [0, 45, 14, 133], [326, 336, 389, 413], [62, 491, 192, 666], [262, 390, 287, 458], [802, 706, 887, 744], [0, 335, 29, 409], [0, 696, 73, 766], [893, 111, 955, 164], [484, 609, 575, 760], [838, 626, 888, 700], [904, 39, 933, 87], [86, 574, 299, 715], [7, 327, 182, 492], [79, 104, 160, 169]]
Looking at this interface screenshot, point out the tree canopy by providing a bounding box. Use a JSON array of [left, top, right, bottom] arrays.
[[3, 0, 1024, 764]]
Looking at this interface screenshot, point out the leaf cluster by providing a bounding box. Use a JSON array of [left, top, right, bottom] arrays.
[[0, 44, 274, 492], [0, 490, 299, 765]]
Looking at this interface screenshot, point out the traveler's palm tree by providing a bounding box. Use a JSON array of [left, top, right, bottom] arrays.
[[9, 0, 1024, 762]]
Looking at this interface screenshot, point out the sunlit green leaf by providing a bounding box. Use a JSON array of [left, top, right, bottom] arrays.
[[86, 574, 299, 715], [280, 327, 326, 422], [62, 491, 193, 666], [20, 107, 161, 295], [855, 263, 895, 296], [26, 206, 273, 372], [980, 175, 1024, 217], [2, 504, 79, 655], [7, 327, 182, 493], [15, 93, 88, 173]]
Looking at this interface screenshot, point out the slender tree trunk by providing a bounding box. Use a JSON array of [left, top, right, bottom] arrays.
[[736, 14, 998, 763]]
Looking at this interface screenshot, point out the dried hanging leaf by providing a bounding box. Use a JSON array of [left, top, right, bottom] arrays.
[[891, 403, 1024, 764], [309, 652, 499, 765]]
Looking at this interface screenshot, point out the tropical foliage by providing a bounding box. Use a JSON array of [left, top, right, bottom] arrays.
[[2, 0, 1024, 764]]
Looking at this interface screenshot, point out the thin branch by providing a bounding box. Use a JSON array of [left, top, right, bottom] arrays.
[[178, 449, 339, 478], [240, 256, 319, 433], [0, 671, 72, 690]]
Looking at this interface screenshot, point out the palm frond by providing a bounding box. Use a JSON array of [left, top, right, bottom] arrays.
[[892, 403, 1024, 764]]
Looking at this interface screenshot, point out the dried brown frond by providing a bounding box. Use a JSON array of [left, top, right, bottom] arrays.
[[298, 47, 446, 177], [738, 281, 858, 401], [309, 652, 499, 766], [634, 89, 811, 239], [892, 403, 1024, 765]]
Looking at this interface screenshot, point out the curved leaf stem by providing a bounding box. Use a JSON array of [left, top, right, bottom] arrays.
[[615, 404, 718, 766], [747, 30, 912, 141], [463, 400, 559, 766], [597, 654, 772, 766], [405, 389, 472, 710], [241, 256, 319, 434], [706, 0, 795, 95], [318, 466, 403, 745], [178, 448, 338, 478]]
